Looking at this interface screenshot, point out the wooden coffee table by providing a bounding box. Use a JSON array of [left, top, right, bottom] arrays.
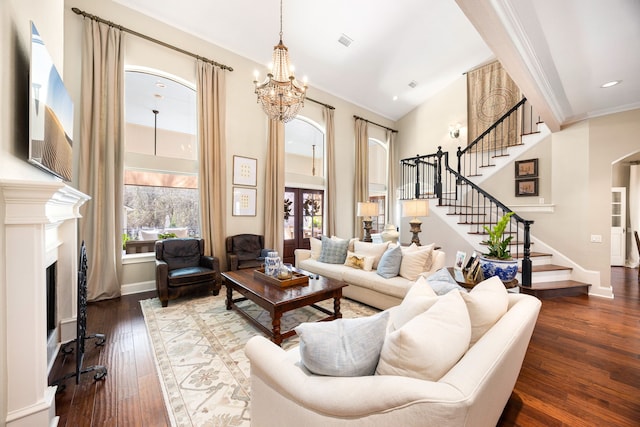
[[222, 269, 347, 346]]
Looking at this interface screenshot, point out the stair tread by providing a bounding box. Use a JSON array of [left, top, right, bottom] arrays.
[[521, 280, 590, 290]]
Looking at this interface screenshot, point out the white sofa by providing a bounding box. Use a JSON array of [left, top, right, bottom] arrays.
[[295, 244, 446, 310], [245, 292, 541, 427]]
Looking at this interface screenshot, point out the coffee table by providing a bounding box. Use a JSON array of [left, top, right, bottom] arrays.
[[222, 269, 347, 346]]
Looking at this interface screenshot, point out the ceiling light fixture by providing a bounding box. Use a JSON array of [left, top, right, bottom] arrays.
[[253, 0, 307, 123], [601, 80, 621, 88]]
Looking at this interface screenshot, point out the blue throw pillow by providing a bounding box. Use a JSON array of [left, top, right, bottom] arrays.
[[427, 268, 468, 295], [295, 311, 390, 376], [376, 245, 402, 278], [318, 236, 349, 264]]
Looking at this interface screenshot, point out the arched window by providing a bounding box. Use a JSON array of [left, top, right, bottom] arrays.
[[122, 69, 199, 253], [285, 117, 324, 178], [368, 138, 388, 233], [283, 117, 325, 263]]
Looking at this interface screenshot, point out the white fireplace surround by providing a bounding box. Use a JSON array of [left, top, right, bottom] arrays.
[[1, 179, 89, 427]]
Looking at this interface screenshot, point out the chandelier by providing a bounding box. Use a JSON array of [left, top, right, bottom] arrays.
[[253, 0, 307, 123]]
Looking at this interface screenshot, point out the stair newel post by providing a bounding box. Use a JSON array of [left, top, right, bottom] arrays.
[[435, 146, 443, 203], [456, 146, 462, 179], [521, 220, 533, 287]]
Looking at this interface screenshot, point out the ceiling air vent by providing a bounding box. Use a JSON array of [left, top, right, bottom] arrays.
[[408, 80, 418, 88], [338, 34, 353, 47]]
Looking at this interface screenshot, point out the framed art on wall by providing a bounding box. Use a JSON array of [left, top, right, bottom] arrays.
[[233, 155, 257, 187], [515, 178, 539, 197], [232, 187, 257, 216], [515, 158, 538, 178]]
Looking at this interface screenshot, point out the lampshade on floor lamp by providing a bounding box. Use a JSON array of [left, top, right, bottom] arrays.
[[357, 202, 378, 242], [402, 199, 429, 245]]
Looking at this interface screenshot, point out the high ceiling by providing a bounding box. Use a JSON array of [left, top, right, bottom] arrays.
[[114, 0, 640, 127]]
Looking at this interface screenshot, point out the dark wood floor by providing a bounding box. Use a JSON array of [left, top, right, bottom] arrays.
[[50, 268, 640, 426]]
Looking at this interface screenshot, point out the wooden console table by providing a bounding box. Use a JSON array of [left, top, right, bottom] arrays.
[[446, 267, 518, 289]]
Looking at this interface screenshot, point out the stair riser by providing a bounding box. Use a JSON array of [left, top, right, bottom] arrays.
[[518, 270, 572, 283]]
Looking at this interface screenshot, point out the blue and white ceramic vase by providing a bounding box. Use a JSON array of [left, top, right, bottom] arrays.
[[264, 251, 281, 277], [478, 256, 518, 282]]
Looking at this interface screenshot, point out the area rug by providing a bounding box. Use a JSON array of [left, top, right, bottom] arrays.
[[140, 294, 378, 427]]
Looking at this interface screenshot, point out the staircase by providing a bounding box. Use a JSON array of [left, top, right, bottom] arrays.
[[400, 98, 591, 298]]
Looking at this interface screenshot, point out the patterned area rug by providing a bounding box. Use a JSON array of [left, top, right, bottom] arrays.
[[140, 294, 378, 427]]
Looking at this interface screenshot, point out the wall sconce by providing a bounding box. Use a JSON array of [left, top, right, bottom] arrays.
[[402, 199, 429, 245], [449, 123, 461, 139], [357, 202, 378, 242]]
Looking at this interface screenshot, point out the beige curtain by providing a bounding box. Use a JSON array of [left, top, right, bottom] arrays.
[[354, 118, 369, 239], [323, 107, 337, 237], [79, 19, 124, 301], [197, 60, 227, 268], [265, 120, 285, 255], [386, 130, 397, 226], [467, 60, 521, 146]]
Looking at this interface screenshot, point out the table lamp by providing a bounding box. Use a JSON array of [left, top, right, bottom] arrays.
[[402, 199, 429, 245], [357, 202, 378, 242]]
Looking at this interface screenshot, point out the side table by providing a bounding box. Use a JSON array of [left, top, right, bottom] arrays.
[[446, 267, 518, 289]]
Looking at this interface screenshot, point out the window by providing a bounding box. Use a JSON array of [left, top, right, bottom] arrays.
[[285, 117, 324, 178], [123, 70, 199, 252], [368, 138, 388, 233]]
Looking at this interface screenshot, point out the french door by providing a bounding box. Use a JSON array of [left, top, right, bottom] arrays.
[[283, 188, 324, 264]]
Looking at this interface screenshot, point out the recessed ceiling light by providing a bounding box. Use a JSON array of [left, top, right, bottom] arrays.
[[601, 80, 621, 88], [155, 81, 166, 88], [338, 34, 353, 47], [153, 94, 164, 99], [393, 96, 398, 101], [408, 80, 418, 88]]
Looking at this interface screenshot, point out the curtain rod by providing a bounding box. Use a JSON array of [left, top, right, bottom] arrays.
[[306, 97, 335, 110], [353, 115, 398, 133], [71, 7, 234, 72]]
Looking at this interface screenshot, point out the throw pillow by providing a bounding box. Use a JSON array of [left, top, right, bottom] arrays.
[[309, 237, 322, 260], [295, 311, 390, 376], [460, 275, 509, 345], [318, 236, 349, 264], [376, 290, 471, 381], [354, 241, 390, 269], [391, 276, 438, 330], [344, 251, 375, 271], [376, 245, 403, 278], [399, 248, 432, 281], [427, 268, 468, 295], [401, 242, 436, 271]]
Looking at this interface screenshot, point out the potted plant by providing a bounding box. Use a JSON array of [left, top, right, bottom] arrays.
[[479, 212, 519, 282]]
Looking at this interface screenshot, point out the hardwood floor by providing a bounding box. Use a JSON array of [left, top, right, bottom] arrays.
[[51, 268, 640, 426]]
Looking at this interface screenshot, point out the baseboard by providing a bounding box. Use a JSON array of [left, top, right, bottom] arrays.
[[121, 280, 155, 295]]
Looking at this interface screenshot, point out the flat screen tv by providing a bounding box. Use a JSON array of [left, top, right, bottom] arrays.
[[29, 21, 73, 182]]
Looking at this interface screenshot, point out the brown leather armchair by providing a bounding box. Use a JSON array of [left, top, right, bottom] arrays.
[[225, 234, 270, 271], [155, 238, 221, 307]]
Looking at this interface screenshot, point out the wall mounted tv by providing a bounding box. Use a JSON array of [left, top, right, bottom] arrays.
[[29, 21, 73, 182]]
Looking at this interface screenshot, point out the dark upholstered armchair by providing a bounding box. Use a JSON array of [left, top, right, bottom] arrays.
[[155, 238, 221, 307], [225, 234, 269, 271]]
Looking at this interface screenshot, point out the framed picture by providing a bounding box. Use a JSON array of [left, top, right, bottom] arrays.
[[516, 178, 539, 197], [466, 258, 483, 283], [454, 251, 467, 270], [515, 158, 538, 178], [464, 251, 477, 271], [233, 155, 257, 187], [232, 187, 257, 216]]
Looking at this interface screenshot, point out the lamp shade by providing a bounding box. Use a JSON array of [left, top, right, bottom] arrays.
[[357, 202, 378, 218], [402, 199, 429, 218]]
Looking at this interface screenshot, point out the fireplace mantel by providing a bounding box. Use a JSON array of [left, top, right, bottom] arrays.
[[1, 179, 89, 427]]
